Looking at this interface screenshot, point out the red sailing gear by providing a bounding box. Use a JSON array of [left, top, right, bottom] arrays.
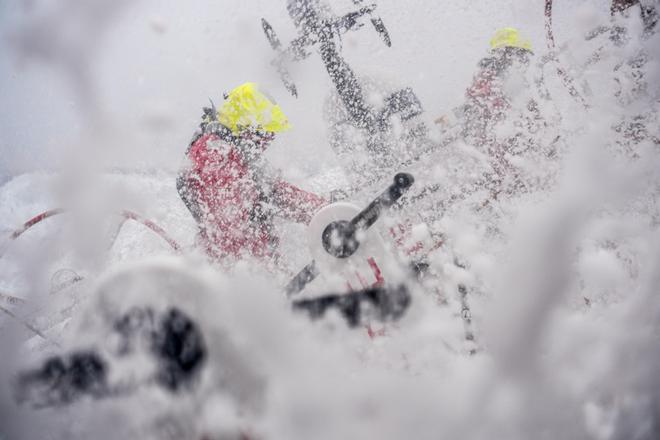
[[178, 131, 326, 263], [460, 55, 512, 149]]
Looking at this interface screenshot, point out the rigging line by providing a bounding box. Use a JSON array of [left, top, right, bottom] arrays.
[[0, 304, 61, 347], [544, 0, 590, 109]]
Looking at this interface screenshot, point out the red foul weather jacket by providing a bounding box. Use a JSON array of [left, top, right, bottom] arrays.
[[177, 131, 326, 262]]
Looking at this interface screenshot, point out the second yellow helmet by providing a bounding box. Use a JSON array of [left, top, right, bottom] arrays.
[[490, 27, 533, 52]]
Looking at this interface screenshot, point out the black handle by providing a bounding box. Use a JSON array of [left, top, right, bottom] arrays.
[[286, 173, 414, 296], [322, 172, 414, 259]]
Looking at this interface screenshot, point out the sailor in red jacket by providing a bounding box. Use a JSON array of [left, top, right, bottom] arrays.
[[177, 82, 326, 267]]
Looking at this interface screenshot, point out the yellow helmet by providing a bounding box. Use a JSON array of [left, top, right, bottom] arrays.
[[489, 27, 532, 52], [218, 82, 291, 134]]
